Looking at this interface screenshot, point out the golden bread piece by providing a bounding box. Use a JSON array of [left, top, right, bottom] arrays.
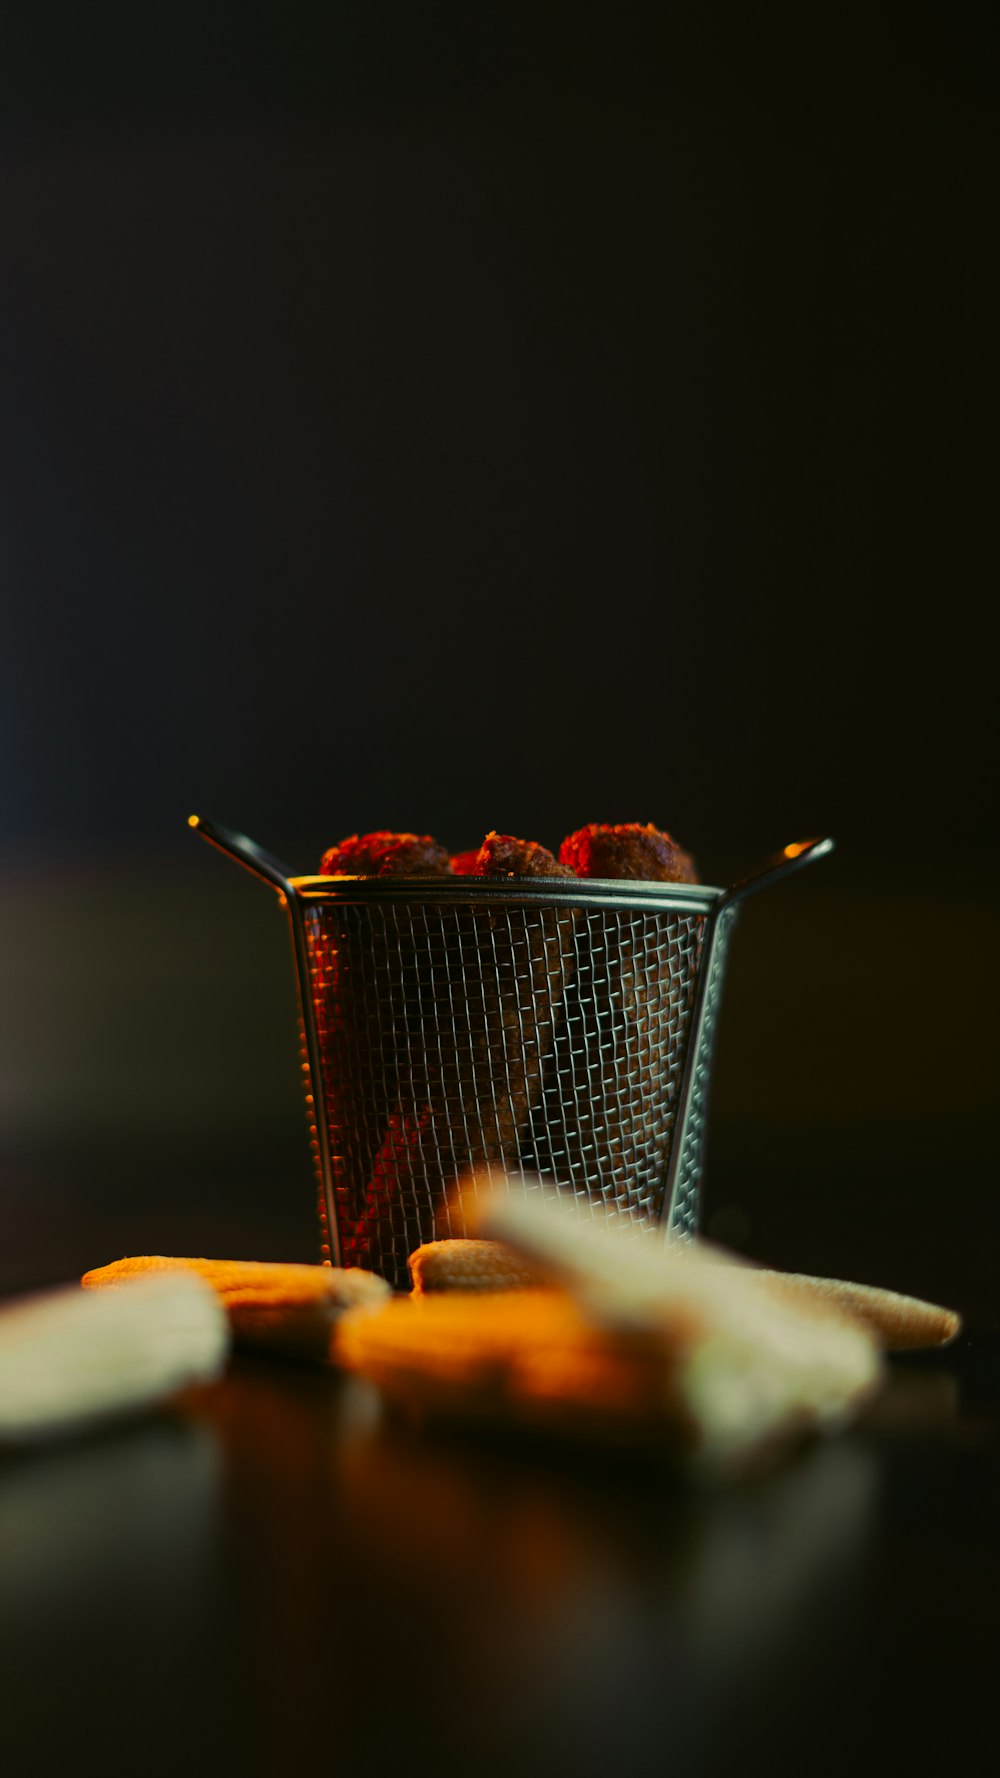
[[335, 1275, 879, 1476], [408, 1238, 544, 1295], [0, 1273, 228, 1445], [335, 1291, 690, 1450], [342, 1190, 881, 1475], [470, 1187, 961, 1351], [413, 1227, 961, 1353], [752, 1271, 961, 1351], [82, 1256, 390, 1361]]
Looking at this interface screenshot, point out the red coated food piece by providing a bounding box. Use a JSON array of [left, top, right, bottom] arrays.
[[319, 832, 453, 876], [470, 832, 575, 879], [558, 823, 697, 883], [450, 849, 481, 876]]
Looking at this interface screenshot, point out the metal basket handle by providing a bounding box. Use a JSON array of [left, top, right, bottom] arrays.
[[187, 814, 294, 895], [720, 836, 834, 907]]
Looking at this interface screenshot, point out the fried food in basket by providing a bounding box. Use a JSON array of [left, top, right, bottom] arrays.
[[450, 848, 481, 876], [559, 822, 697, 883], [320, 831, 453, 877], [469, 832, 574, 879]]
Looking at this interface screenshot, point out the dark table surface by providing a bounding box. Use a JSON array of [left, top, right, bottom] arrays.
[[2, 1149, 997, 1778]]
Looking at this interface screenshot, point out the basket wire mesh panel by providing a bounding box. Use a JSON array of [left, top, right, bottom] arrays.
[[303, 896, 712, 1288]]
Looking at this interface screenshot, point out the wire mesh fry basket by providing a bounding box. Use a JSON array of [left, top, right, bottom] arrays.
[[191, 819, 832, 1289]]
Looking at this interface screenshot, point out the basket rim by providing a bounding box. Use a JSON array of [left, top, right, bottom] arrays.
[[286, 874, 724, 914]]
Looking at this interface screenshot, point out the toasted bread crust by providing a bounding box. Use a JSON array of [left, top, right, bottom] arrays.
[[409, 1238, 545, 1294], [82, 1257, 390, 1361]]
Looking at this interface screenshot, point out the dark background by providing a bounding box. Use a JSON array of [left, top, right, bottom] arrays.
[[1, 6, 996, 1314]]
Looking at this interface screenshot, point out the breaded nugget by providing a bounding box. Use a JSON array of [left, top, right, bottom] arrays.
[[471, 832, 575, 879], [320, 831, 453, 876], [450, 848, 481, 876], [559, 822, 697, 884]]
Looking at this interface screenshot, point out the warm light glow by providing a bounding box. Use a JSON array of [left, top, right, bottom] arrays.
[[782, 840, 812, 859], [187, 814, 201, 828]]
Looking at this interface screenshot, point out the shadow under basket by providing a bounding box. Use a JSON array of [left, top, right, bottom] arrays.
[[190, 820, 833, 1290]]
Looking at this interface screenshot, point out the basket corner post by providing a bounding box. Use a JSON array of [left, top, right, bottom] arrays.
[[662, 900, 740, 1243], [284, 893, 342, 1272]]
